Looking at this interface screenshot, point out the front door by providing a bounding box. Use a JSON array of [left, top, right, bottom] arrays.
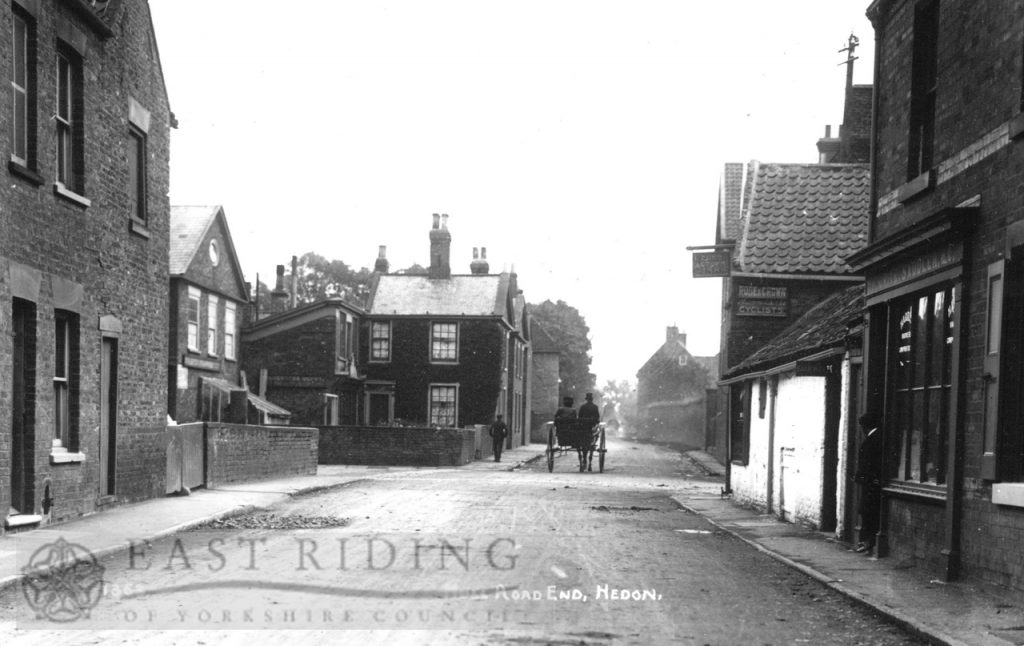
[[10, 299, 35, 515], [100, 338, 118, 497], [368, 393, 391, 426]]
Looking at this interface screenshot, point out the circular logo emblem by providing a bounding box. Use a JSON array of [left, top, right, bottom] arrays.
[[21, 538, 105, 622]]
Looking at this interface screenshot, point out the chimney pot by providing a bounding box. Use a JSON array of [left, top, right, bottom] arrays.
[[271, 264, 289, 314], [441, 214, 449, 230], [429, 214, 452, 279], [432, 213, 440, 229], [481, 247, 487, 259]]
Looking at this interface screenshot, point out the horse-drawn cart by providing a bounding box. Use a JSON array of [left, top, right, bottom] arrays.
[[547, 418, 606, 473]]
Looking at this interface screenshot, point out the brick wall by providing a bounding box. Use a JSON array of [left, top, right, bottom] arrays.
[[319, 425, 477, 467], [0, 0, 171, 527], [205, 423, 318, 487]]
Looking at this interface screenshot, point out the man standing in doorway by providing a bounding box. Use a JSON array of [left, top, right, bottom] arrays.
[[854, 411, 883, 554], [489, 414, 508, 462]]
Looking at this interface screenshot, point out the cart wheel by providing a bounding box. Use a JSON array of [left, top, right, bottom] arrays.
[[547, 427, 555, 472]]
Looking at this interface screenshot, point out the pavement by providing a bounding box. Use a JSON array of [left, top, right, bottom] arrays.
[[1, 443, 1021, 646], [0, 445, 544, 594], [678, 449, 1024, 646]]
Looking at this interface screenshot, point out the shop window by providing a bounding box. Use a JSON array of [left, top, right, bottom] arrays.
[[888, 286, 954, 485]]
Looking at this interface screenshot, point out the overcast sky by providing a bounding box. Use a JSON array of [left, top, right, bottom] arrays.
[[149, 1, 875, 386]]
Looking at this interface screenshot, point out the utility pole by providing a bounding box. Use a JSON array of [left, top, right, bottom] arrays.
[[839, 33, 859, 91]]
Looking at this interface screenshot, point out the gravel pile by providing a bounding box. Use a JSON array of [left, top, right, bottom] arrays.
[[190, 513, 349, 530]]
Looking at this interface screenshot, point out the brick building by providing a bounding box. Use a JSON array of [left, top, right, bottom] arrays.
[[242, 293, 364, 426], [635, 326, 716, 448], [705, 75, 872, 470], [1, 0, 172, 529], [362, 215, 531, 448], [845, 0, 1024, 590], [168, 205, 252, 424]]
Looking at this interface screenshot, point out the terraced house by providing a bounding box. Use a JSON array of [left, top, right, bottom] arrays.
[[1, 0, 172, 529], [846, 0, 1024, 590]]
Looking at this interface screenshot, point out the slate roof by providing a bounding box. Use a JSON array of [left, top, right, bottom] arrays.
[[367, 274, 510, 317], [736, 162, 870, 275], [724, 284, 864, 378], [170, 205, 220, 276], [718, 162, 746, 243]]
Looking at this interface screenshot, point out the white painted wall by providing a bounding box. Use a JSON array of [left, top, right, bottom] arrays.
[[731, 384, 771, 509], [773, 374, 826, 527]]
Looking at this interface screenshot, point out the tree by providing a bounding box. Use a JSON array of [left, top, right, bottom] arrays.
[[598, 379, 639, 431], [529, 299, 596, 403], [288, 252, 373, 304]]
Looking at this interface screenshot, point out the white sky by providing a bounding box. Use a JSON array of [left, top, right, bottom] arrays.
[[149, 1, 875, 386]]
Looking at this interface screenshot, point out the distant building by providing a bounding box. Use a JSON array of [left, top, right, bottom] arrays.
[[362, 215, 531, 447], [635, 327, 715, 447], [529, 320, 560, 440], [2, 0, 173, 528]]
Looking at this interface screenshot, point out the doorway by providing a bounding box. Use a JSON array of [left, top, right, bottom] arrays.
[[820, 362, 842, 532], [10, 299, 36, 515], [100, 337, 118, 497]]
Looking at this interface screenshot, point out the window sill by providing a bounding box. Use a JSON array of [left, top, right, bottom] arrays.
[[50, 448, 86, 464], [8, 159, 44, 186], [130, 218, 151, 239], [53, 182, 91, 208], [883, 481, 946, 503], [992, 483, 1024, 508], [897, 170, 933, 204]]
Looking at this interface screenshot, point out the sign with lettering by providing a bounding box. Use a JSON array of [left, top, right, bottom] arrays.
[[866, 241, 963, 298], [735, 285, 788, 317], [692, 251, 732, 277], [267, 375, 325, 389]]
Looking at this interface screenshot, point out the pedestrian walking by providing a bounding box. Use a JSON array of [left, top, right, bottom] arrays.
[[854, 411, 883, 554], [489, 414, 508, 462]]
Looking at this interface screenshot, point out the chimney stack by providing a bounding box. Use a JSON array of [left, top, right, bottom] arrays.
[[667, 325, 688, 346], [290, 255, 298, 309], [429, 213, 452, 279], [816, 124, 840, 163], [271, 265, 289, 314], [374, 245, 390, 273], [470, 246, 490, 274]]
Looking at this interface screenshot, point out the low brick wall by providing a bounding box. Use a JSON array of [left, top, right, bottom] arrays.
[[205, 423, 318, 487], [319, 426, 477, 467]]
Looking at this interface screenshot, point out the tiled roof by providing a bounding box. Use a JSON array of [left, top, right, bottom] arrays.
[[368, 274, 507, 317], [737, 162, 870, 275], [718, 163, 746, 242], [725, 284, 864, 377], [169, 205, 221, 276]]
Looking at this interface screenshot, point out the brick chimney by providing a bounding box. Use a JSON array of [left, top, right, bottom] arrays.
[[271, 264, 289, 314], [470, 246, 489, 274], [429, 213, 451, 279], [816, 125, 840, 163], [667, 325, 686, 347], [374, 245, 389, 273]]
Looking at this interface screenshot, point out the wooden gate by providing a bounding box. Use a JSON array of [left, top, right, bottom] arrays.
[[166, 423, 205, 494]]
